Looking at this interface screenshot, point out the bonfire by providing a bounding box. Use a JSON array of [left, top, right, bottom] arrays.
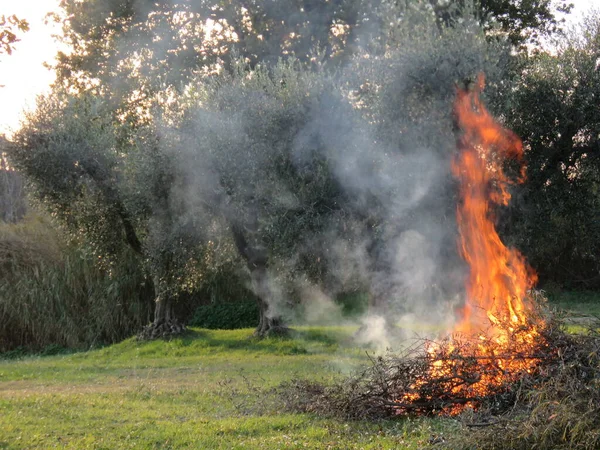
[[397, 73, 546, 415], [282, 74, 600, 448]]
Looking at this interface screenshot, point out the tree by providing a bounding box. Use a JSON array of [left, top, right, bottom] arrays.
[[429, 0, 573, 48], [345, 7, 517, 319], [7, 59, 361, 338], [164, 60, 352, 336], [5, 91, 237, 338], [0, 14, 30, 220], [49, 0, 570, 101], [0, 149, 26, 223], [49, 0, 404, 112], [500, 12, 600, 288], [168, 5, 517, 331], [6, 1, 547, 340]]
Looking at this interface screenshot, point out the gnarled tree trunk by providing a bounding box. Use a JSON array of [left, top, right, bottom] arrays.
[[137, 276, 185, 340], [231, 224, 288, 338]]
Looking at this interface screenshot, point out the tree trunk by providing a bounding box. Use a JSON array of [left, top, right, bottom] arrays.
[[353, 238, 394, 342], [251, 264, 288, 338], [230, 223, 288, 338], [137, 277, 185, 340]]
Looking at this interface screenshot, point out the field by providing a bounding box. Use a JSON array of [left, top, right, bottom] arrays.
[[0, 292, 597, 449]]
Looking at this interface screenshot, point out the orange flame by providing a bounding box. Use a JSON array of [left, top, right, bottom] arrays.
[[399, 74, 544, 415], [452, 74, 538, 337]]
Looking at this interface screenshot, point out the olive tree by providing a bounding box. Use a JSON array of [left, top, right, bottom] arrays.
[[500, 13, 600, 288], [164, 6, 514, 332], [340, 7, 516, 319], [0, 14, 28, 57], [6, 91, 237, 338], [162, 60, 355, 336]]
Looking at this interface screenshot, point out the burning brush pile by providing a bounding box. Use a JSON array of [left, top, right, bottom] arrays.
[[280, 77, 600, 448]]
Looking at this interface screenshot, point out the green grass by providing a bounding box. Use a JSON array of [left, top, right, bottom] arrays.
[[545, 290, 600, 333], [0, 327, 454, 449], [3, 291, 598, 449], [545, 290, 600, 317]]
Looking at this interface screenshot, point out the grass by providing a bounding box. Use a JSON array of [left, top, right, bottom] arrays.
[[1, 291, 598, 449], [545, 290, 600, 317], [0, 327, 454, 449], [545, 290, 600, 334]]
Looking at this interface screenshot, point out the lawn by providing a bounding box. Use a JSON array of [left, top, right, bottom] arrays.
[[546, 290, 600, 317], [0, 327, 453, 449], [1, 291, 597, 449]]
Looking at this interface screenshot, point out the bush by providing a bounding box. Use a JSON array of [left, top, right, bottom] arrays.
[[335, 291, 369, 318], [189, 301, 259, 330]]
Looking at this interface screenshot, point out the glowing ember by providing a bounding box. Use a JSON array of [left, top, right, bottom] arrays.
[[401, 74, 544, 415]]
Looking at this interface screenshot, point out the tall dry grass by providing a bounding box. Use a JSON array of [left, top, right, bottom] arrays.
[[0, 214, 152, 353]]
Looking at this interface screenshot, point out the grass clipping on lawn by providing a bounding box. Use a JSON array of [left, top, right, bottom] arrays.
[[279, 306, 600, 449]]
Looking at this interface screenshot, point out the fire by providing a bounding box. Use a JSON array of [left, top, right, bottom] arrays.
[[452, 74, 537, 338], [399, 74, 544, 415]]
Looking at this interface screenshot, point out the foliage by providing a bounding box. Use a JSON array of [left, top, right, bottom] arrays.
[[336, 291, 369, 317], [9, 4, 521, 334], [501, 12, 600, 289], [430, 0, 572, 47], [0, 214, 152, 352], [0, 14, 28, 57], [5, 81, 242, 331], [5, 0, 591, 339], [189, 300, 259, 329], [6, 95, 143, 258], [0, 151, 27, 223], [50, 0, 402, 89], [341, 7, 516, 310], [47, 0, 568, 130]]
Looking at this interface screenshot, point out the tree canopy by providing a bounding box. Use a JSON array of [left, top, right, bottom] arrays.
[[6, 0, 598, 345], [502, 12, 600, 288]]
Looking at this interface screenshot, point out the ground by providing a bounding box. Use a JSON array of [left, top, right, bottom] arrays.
[[0, 292, 597, 449]]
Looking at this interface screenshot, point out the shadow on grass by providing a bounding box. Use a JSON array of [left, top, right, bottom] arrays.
[[545, 290, 600, 316], [1, 326, 358, 361], [0, 343, 87, 361], [173, 328, 342, 355]]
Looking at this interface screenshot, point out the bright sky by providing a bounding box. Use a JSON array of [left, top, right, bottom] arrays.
[[558, 0, 599, 27], [0, 0, 61, 136], [0, 0, 597, 137]]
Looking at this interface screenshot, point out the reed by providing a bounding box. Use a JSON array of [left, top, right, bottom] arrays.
[[0, 215, 152, 353]]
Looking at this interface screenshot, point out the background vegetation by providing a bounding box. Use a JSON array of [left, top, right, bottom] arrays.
[[0, 0, 598, 350]]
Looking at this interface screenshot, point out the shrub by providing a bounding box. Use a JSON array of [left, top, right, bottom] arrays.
[[189, 301, 259, 330], [335, 291, 369, 318]]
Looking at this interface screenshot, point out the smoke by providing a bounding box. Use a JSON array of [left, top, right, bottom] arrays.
[[94, 1, 512, 347]]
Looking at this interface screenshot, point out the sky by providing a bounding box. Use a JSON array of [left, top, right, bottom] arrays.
[[0, 0, 597, 136], [0, 0, 61, 136]]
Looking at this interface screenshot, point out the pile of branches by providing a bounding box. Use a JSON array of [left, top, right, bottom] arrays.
[[457, 323, 600, 449], [279, 312, 600, 448]]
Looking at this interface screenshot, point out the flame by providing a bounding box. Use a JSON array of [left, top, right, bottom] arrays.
[[399, 74, 543, 415], [452, 74, 537, 337]]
